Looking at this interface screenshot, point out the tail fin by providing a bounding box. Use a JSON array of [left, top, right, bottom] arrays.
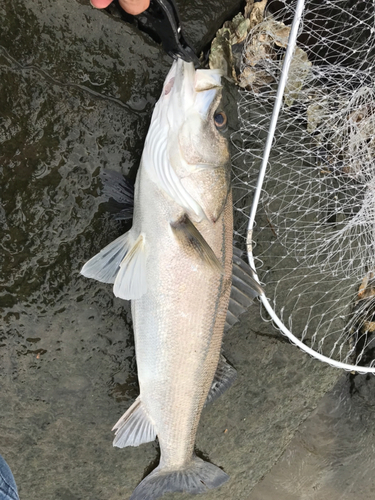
[[130, 455, 229, 500]]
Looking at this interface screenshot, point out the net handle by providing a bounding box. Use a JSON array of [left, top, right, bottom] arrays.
[[245, 0, 375, 374]]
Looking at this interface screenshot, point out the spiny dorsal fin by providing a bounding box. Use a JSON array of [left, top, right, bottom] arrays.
[[205, 355, 237, 406], [233, 246, 264, 296], [100, 170, 134, 221], [170, 215, 223, 274], [113, 233, 147, 300], [112, 396, 156, 448], [224, 246, 264, 332]]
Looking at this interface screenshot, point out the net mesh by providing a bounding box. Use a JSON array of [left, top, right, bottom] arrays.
[[231, 0, 375, 369]]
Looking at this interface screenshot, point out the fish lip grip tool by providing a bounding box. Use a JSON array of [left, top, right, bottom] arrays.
[[134, 0, 200, 66]]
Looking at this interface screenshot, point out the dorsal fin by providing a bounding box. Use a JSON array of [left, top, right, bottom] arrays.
[[224, 246, 264, 332], [94, 174, 265, 311]]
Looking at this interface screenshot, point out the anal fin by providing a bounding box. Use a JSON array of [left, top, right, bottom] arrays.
[[205, 355, 237, 406], [171, 215, 222, 273], [112, 397, 156, 448]]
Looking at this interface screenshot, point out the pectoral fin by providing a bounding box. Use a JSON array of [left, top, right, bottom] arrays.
[[171, 215, 223, 273], [100, 170, 134, 220]]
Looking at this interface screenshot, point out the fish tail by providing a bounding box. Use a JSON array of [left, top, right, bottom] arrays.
[[129, 455, 229, 500]]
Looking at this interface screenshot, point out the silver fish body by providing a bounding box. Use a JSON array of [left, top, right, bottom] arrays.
[[131, 171, 232, 470], [82, 59, 233, 499]]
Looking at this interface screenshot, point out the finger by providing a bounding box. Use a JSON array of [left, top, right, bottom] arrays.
[[118, 0, 150, 15], [90, 0, 113, 8]]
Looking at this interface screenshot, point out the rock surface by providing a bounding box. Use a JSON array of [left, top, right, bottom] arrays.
[[249, 373, 375, 500], [0, 1, 341, 500]]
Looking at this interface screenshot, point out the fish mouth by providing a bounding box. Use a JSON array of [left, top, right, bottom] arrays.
[[162, 58, 223, 117], [162, 58, 195, 110]]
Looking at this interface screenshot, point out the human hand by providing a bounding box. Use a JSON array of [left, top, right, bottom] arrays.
[[91, 0, 150, 15]]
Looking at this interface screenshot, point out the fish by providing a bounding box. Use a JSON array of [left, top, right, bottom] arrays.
[[81, 58, 262, 500]]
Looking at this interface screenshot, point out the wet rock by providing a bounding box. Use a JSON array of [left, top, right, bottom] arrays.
[[0, 0, 171, 309], [54, 489, 80, 500], [176, 0, 244, 54], [248, 373, 375, 500]]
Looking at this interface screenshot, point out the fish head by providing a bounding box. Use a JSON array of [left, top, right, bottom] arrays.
[[162, 59, 230, 173], [144, 58, 231, 221]]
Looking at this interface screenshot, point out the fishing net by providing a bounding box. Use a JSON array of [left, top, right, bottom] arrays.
[[229, 0, 375, 371]]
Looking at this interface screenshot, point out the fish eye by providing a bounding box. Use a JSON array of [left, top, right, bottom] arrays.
[[214, 112, 227, 130]]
